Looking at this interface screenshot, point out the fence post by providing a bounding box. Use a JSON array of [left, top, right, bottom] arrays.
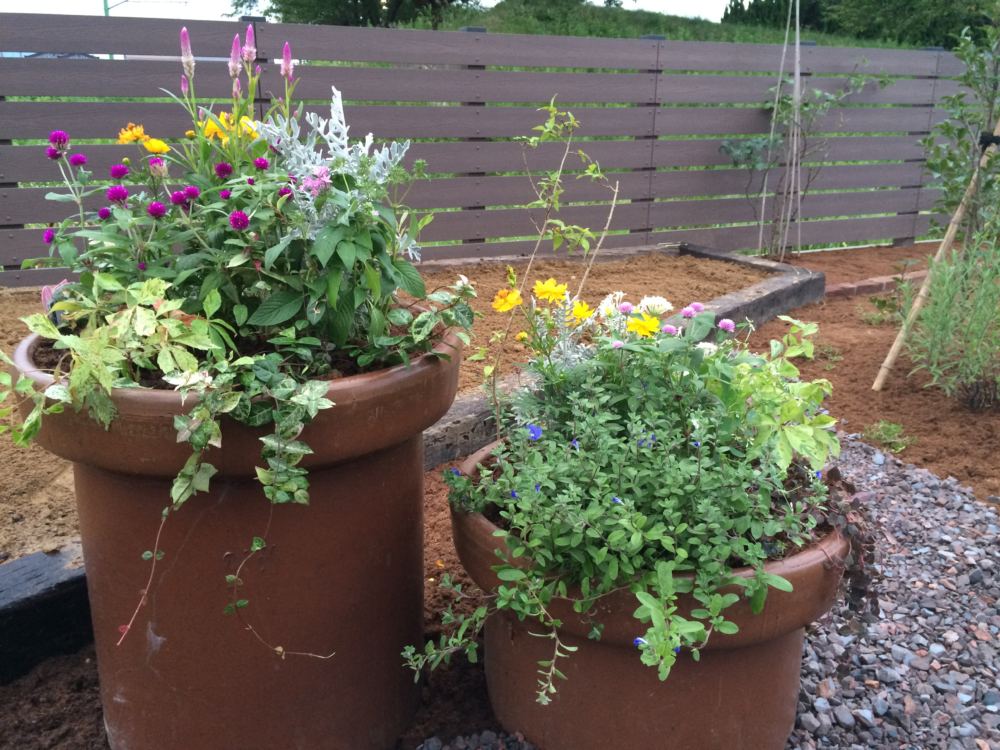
[[457, 27, 488, 256], [634, 36, 663, 248]]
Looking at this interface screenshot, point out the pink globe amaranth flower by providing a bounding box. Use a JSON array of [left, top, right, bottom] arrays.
[[277, 186, 293, 198], [170, 191, 187, 205], [42, 228, 55, 245], [611, 340, 624, 349], [246, 177, 255, 186], [137, 261, 147, 271], [690, 302, 705, 313], [718, 318, 736, 333], [215, 162, 233, 179], [681, 306, 695, 319], [98, 206, 112, 220], [281, 42, 294, 82], [147, 201, 167, 219], [229, 210, 250, 231], [242, 24, 256, 63], [45, 146, 61, 160], [618, 302, 634, 315], [253, 157, 269, 170], [661, 324, 678, 336], [106, 184, 129, 204], [49, 130, 69, 149], [68, 153, 87, 167], [219, 189, 232, 200], [109, 164, 129, 180], [183, 185, 201, 200]]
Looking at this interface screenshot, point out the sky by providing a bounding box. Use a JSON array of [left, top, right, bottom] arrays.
[[0, 0, 729, 24]]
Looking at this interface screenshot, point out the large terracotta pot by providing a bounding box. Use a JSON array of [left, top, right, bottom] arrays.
[[453, 443, 849, 750], [13, 331, 462, 750]]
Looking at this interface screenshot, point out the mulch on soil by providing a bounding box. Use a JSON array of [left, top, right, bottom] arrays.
[[784, 242, 932, 286]]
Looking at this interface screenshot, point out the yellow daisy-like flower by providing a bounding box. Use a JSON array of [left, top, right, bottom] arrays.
[[184, 129, 196, 139], [238, 115, 258, 139], [571, 300, 593, 323], [533, 278, 568, 304], [143, 138, 171, 154], [117, 122, 149, 144], [492, 288, 523, 313], [626, 312, 661, 338], [515, 331, 529, 342]]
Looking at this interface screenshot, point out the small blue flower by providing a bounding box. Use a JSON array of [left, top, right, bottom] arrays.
[[510, 490, 519, 499], [633, 637, 648, 648], [571, 438, 580, 450], [649, 433, 656, 443], [815, 470, 823, 479], [450, 468, 461, 476], [612, 496, 623, 505], [692, 440, 701, 448], [637, 438, 646, 447], [673, 646, 681, 654], [534, 483, 541, 492], [526, 423, 543, 441]]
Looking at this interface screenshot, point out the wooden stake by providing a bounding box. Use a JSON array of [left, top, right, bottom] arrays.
[[871, 119, 1000, 391]]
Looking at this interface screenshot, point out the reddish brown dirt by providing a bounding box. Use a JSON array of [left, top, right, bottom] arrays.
[[750, 294, 1000, 502], [419, 252, 766, 394], [785, 242, 932, 286]]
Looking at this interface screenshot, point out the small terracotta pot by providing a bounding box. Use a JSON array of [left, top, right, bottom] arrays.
[[13, 332, 461, 750], [452, 442, 849, 750]]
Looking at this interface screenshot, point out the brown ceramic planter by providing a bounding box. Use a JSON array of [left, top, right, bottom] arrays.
[[13, 332, 461, 750], [453, 442, 849, 750]]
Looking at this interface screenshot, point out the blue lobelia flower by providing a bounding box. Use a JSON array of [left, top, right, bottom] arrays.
[[526, 423, 543, 441], [612, 496, 623, 505], [633, 637, 648, 648]]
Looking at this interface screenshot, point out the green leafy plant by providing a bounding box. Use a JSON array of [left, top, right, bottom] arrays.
[[0, 26, 474, 647], [862, 419, 915, 453]]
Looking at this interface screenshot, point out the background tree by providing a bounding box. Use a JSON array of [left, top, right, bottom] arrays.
[[722, 0, 828, 31], [231, 0, 471, 28]]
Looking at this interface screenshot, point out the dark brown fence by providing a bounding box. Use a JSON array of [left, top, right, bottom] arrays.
[[0, 13, 956, 286]]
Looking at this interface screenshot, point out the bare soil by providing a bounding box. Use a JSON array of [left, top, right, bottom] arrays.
[[785, 242, 932, 285]]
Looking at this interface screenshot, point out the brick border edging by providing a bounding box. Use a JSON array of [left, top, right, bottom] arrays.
[[825, 269, 928, 298], [0, 243, 826, 684]]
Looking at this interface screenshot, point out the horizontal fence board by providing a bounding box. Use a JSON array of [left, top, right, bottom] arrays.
[[0, 58, 244, 99], [0, 267, 78, 288], [654, 106, 940, 138], [0, 145, 136, 183], [292, 68, 659, 104], [258, 23, 661, 69], [416, 203, 651, 242], [0, 14, 242, 57], [406, 140, 655, 173]]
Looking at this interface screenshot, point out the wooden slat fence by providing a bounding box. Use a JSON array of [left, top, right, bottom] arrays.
[[0, 13, 955, 285]]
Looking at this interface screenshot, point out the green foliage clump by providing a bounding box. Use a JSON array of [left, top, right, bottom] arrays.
[[862, 420, 916, 453]]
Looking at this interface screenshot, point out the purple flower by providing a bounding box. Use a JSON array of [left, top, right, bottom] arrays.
[[215, 162, 233, 179], [718, 318, 736, 333], [170, 190, 187, 205], [219, 189, 232, 200], [246, 177, 255, 186], [681, 306, 695, 319], [137, 261, 147, 271], [618, 301, 634, 315], [661, 324, 678, 336], [526, 423, 543, 441], [229, 210, 250, 231], [510, 490, 519, 499], [68, 153, 87, 167], [692, 440, 701, 448], [571, 438, 579, 450], [450, 468, 461, 476], [633, 637, 648, 648], [815, 470, 823, 479], [146, 201, 167, 219], [242, 23, 256, 63], [302, 165, 332, 196], [106, 184, 129, 204], [253, 157, 269, 170], [611, 340, 624, 349], [673, 646, 682, 654], [48, 130, 69, 149], [180, 27, 195, 81], [228, 34, 241, 79], [97, 206, 112, 220], [690, 302, 705, 313], [180, 74, 190, 97], [612, 496, 623, 505], [45, 146, 60, 160], [109, 164, 129, 180], [281, 41, 294, 82], [232, 78, 242, 98], [278, 186, 293, 199], [42, 228, 55, 245], [534, 483, 541, 492], [184, 185, 201, 200]]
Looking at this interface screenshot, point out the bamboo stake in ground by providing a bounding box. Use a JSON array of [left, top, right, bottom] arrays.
[[871, 120, 1000, 391]]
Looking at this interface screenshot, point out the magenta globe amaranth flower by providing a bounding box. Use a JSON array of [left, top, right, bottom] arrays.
[[277, 186, 293, 199], [68, 153, 88, 167], [45, 146, 60, 160], [97, 207, 112, 221], [42, 228, 55, 245], [49, 130, 69, 149], [718, 318, 736, 333], [246, 177, 255, 186], [229, 210, 250, 231], [215, 162, 233, 179], [137, 261, 147, 271], [170, 191, 187, 205], [253, 157, 269, 170], [219, 189, 232, 200], [183, 185, 201, 200], [106, 184, 129, 204], [147, 201, 167, 219], [109, 164, 129, 180]]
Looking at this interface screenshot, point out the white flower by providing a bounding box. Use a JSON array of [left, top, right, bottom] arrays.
[[695, 342, 718, 356], [597, 291, 626, 318], [638, 295, 673, 315], [455, 274, 475, 293]]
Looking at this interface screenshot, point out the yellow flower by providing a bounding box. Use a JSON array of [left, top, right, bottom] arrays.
[[238, 115, 258, 139], [184, 129, 196, 139], [571, 300, 593, 323], [117, 122, 149, 144], [492, 288, 523, 313], [626, 312, 661, 338], [143, 138, 171, 154], [515, 331, 529, 342], [533, 278, 567, 304]]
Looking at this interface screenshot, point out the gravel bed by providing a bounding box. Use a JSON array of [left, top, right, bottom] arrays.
[[419, 436, 1000, 750]]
